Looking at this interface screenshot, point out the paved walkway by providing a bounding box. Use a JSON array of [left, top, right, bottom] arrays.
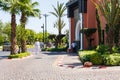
[[0, 50, 120, 80]]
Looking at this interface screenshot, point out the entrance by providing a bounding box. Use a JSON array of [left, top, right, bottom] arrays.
[[75, 20, 81, 50]]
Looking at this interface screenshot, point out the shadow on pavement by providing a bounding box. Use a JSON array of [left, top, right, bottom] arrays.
[[42, 51, 67, 55], [64, 63, 83, 67], [0, 55, 8, 60]]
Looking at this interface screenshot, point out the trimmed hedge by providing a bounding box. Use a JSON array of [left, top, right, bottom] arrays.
[[79, 50, 120, 66], [102, 53, 120, 66], [79, 50, 103, 65], [8, 52, 30, 59]]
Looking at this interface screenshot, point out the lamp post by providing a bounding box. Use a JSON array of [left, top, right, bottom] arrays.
[[41, 24, 44, 43], [43, 14, 49, 43]]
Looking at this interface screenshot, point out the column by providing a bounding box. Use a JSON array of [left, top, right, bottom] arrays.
[[68, 18, 71, 49], [79, 13, 83, 50]]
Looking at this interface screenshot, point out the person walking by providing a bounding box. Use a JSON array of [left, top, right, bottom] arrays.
[[34, 39, 41, 54], [71, 41, 77, 53]]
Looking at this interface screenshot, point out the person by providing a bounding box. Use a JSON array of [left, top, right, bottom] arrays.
[[34, 39, 41, 54], [71, 41, 77, 52]]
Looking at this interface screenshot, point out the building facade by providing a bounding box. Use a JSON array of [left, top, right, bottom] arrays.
[[66, 0, 106, 52]]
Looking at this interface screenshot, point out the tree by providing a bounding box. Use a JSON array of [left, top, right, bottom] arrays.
[[0, 21, 4, 45], [54, 19, 66, 35], [2, 22, 11, 41], [50, 2, 66, 35], [0, 0, 19, 54], [18, 0, 40, 52], [25, 29, 36, 45], [92, 0, 120, 53]]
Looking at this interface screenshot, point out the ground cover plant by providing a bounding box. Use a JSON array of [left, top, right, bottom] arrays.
[[8, 52, 30, 59]]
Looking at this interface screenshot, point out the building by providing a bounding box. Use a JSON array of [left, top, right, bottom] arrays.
[[66, 0, 106, 52]]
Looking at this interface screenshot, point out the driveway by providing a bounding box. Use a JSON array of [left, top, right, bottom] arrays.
[[0, 49, 120, 80]]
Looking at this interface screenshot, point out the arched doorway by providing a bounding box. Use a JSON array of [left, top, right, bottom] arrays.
[[75, 19, 83, 50], [75, 20, 81, 50]]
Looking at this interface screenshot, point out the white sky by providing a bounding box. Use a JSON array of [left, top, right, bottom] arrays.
[[0, 0, 69, 34]]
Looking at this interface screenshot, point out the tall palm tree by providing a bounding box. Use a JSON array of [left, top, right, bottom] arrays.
[[18, 0, 40, 52], [91, 0, 120, 53], [0, 0, 19, 54], [50, 2, 66, 35], [54, 19, 66, 34]]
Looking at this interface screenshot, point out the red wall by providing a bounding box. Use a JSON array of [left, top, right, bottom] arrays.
[[69, 0, 107, 50]]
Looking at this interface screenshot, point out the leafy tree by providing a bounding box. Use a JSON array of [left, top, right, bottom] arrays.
[[0, 21, 4, 45], [2, 22, 11, 41], [50, 2, 66, 35], [0, 0, 20, 54], [36, 32, 43, 42], [92, 0, 120, 53], [26, 29, 36, 45]]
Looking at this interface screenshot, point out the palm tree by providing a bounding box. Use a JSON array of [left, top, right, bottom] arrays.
[[91, 0, 120, 53], [54, 19, 66, 34], [50, 2, 66, 35], [0, 0, 19, 54], [18, 0, 40, 52]]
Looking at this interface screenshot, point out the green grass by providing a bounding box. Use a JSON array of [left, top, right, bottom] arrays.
[[8, 52, 30, 59]]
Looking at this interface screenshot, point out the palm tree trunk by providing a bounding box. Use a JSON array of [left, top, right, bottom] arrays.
[[20, 13, 27, 52], [106, 26, 114, 54], [58, 18, 61, 35], [11, 13, 17, 54]]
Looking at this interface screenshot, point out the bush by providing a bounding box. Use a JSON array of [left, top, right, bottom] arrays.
[[79, 50, 103, 65], [96, 44, 109, 54], [8, 52, 30, 59], [112, 46, 120, 53], [102, 53, 120, 66]]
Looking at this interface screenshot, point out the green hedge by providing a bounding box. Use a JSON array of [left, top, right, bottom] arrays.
[[79, 50, 103, 65], [8, 52, 30, 59], [79, 50, 120, 66], [102, 53, 120, 66]]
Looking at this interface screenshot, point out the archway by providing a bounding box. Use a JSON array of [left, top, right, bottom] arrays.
[[75, 20, 81, 49], [75, 20, 81, 41]]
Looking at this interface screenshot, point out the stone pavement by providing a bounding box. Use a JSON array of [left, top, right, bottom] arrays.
[[0, 50, 120, 80]]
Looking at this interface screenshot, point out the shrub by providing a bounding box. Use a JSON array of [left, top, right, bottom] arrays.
[[79, 50, 103, 65], [112, 46, 120, 53], [102, 53, 120, 66], [96, 44, 109, 54], [8, 52, 30, 59]]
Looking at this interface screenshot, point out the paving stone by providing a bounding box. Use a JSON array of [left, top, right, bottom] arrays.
[[0, 50, 120, 80]]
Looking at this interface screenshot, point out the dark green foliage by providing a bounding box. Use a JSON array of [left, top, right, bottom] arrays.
[[48, 34, 65, 48], [102, 54, 120, 66], [112, 46, 120, 53], [81, 28, 96, 37], [43, 47, 67, 52], [96, 44, 109, 54], [8, 52, 30, 59], [81, 28, 96, 49], [79, 50, 103, 65]]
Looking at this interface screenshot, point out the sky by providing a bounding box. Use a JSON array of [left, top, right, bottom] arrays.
[[0, 0, 69, 34]]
